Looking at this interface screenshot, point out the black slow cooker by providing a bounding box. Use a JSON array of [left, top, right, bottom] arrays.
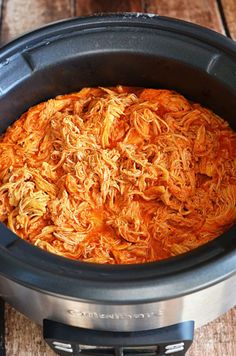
[[0, 14, 235, 356]]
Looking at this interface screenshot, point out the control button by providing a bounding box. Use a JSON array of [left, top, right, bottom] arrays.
[[53, 341, 72, 348], [165, 346, 184, 354], [165, 342, 184, 350], [54, 345, 73, 353]]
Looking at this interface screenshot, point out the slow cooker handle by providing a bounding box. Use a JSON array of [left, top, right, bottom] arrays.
[[43, 319, 194, 356]]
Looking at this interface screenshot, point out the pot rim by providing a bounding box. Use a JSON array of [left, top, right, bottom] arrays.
[[1, 12, 236, 59]]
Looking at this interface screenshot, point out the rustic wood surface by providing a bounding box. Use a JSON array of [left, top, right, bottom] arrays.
[[144, 0, 225, 34], [0, 0, 236, 355], [221, 0, 236, 39], [75, 0, 143, 16], [1, 0, 72, 44]]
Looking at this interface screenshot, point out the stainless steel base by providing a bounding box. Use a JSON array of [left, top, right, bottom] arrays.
[[0, 274, 236, 331]]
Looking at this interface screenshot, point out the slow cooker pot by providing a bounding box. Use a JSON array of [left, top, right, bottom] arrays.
[[0, 14, 235, 356]]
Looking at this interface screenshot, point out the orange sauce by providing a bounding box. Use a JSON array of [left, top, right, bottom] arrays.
[[0, 86, 235, 264]]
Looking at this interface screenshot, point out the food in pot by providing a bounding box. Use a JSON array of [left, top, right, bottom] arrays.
[[0, 86, 235, 264]]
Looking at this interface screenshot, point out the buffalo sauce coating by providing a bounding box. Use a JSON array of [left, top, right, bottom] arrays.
[[0, 86, 235, 264]]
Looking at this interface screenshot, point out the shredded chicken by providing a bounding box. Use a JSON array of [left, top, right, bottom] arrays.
[[0, 86, 235, 264]]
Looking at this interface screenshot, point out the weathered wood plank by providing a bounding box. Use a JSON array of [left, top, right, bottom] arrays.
[[75, 0, 143, 16], [1, 0, 72, 44], [189, 307, 236, 356], [4, 303, 236, 356], [221, 0, 236, 39], [5, 304, 54, 356], [144, 0, 225, 34]]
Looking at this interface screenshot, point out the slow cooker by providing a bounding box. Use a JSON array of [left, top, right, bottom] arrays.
[[0, 14, 235, 356]]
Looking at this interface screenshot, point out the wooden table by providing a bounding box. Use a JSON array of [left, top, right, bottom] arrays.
[[0, 0, 236, 355]]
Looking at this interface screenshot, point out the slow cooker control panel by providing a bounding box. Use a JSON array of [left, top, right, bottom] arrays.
[[44, 320, 194, 356]]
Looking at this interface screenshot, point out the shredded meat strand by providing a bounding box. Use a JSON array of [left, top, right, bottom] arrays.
[[0, 86, 235, 264]]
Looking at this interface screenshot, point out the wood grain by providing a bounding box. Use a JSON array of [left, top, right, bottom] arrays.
[[0, 0, 72, 44], [189, 308, 236, 356], [5, 304, 54, 356], [4, 303, 236, 356], [144, 0, 225, 34], [221, 0, 236, 39], [75, 0, 143, 16]]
